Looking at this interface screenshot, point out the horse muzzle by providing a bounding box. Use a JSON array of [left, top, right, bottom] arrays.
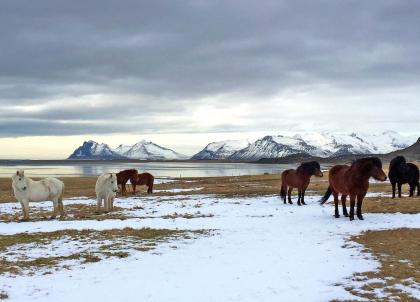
[[22, 186, 27, 191]]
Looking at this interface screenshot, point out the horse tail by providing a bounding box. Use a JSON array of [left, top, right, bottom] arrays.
[[319, 187, 332, 205]]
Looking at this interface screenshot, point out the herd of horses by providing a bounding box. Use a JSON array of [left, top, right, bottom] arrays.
[[9, 156, 420, 221], [282, 156, 419, 220]]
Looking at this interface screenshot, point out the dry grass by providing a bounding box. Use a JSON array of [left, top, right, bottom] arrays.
[[335, 228, 420, 301], [0, 227, 208, 276]]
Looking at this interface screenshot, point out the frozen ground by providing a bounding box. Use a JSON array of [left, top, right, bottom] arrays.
[[1, 192, 420, 301]]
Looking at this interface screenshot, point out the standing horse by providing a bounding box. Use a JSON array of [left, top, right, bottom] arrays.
[[95, 173, 119, 213], [319, 157, 387, 220], [388, 156, 420, 198], [11, 170, 65, 221], [116, 169, 138, 195], [280, 161, 323, 205], [130, 172, 154, 194]]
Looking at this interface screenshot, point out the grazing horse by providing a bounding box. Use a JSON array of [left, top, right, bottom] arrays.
[[388, 156, 420, 198], [116, 169, 138, 195], [130, 172, 154, 194], [280, 161, 323, 205], [319, 157, 387, 220], [11, 170, 65, 221], [95, 173, 119, 213]]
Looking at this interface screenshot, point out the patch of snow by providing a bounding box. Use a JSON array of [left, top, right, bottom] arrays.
[[0, 194, 420, 301]]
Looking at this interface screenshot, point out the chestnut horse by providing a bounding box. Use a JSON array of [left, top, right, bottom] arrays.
[[130, 172, 154, 194], [116, 169, 138, 195], [280, 161, 323, 205], [319, 157, 387, 220]]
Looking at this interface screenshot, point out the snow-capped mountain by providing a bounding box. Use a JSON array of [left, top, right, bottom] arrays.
[[116, 140, 187, 160], [193, 131, 417, 161], [228, 135, 324, 160], [68, 141, 126, 160], [191, 139, 251, 160], [68, 140, 187, 160]]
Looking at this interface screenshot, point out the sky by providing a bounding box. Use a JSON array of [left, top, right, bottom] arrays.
[[0, 0, 419, 159]]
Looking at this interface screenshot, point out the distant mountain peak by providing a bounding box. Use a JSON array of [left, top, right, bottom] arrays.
[[68, 140, 125, 160], [115, 140, 187, 160]]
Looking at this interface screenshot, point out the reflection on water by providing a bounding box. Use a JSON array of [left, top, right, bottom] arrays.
[[0, 161, 293, 178]]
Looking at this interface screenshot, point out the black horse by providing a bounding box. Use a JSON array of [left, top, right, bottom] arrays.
[[388, 156, 420, 198]]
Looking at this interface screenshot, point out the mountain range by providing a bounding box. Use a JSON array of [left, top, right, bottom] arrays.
[[68, 140, 187, 160], [67, 131, 417, 161]]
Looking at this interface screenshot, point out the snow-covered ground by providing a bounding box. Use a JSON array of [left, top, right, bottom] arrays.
[[1, 192, 420, 301]]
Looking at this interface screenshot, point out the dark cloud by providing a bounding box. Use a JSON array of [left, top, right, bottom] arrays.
[[0, 0, 419, 136]]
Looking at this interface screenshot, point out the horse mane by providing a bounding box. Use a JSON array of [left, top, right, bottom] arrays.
[[390, 156, 406, 169], [351, 157, 383, 169], [297, 161, 321, 174]]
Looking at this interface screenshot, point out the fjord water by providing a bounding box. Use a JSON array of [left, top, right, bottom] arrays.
[[0, 161, 291, 178]]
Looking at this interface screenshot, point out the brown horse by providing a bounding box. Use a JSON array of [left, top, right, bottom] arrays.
[[280, 161, 323, 205], [116, 169, 138, 195], [319, 157, 387, 220], [130, 172, 154, 194]]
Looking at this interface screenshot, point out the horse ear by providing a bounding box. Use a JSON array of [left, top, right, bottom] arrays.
[[109, 173, 113, 179], [16, 171, 19, 176]]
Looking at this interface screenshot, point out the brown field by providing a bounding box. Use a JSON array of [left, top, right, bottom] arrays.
[[336, 228, 420, 301]]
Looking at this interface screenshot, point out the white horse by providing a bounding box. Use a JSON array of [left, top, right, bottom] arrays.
[[11, 170, 66, 220], [95, 173, 119, 212]]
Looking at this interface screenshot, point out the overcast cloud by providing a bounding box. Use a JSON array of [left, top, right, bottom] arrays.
[[1, 0, 420, 139]]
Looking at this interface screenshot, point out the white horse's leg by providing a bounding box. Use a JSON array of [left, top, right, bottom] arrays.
[[58, 196, 66, 218], [20, 199, 30, 221], [109, 196, 114, 211], [51, 198, 59, 219], [96, 197, 103, 213], [105, 195, 110, 212]]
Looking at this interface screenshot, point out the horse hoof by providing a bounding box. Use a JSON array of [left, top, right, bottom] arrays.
[[344, 213, 349, 217], [297, 203, 301, 206], [288, 202, 293, 205], [334, 214, 340, 218], [357, 215, 364, 220], [349, 216, 355, 221]]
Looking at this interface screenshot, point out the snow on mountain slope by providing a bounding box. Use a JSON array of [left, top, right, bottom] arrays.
[[219, 132, 415, 160], [68, 141, 125, 160], [117, 140, 188, 160], [192, 139, 251, 160], [229, 135, 325, 160], [115, 144, 132, 155]]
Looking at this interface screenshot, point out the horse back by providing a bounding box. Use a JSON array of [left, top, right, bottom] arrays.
[[407, 163, 420, 180], [117, 169, 138, 184], [328, 164, 350, 193]]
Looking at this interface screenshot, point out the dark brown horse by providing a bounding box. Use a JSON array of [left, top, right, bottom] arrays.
[[319, 157, 387, 220], [116, 169, 138, 195], [280, 161, 323, 205], [388, 156, 420, 198], [130, 172, 154, 194]]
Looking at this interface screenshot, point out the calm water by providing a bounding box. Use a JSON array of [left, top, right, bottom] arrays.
[[0, 161, 292, 178]]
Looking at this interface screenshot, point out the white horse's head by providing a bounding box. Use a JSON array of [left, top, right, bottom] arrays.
[[108, 173, 119, 193], [12, 170, 28, 191]]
